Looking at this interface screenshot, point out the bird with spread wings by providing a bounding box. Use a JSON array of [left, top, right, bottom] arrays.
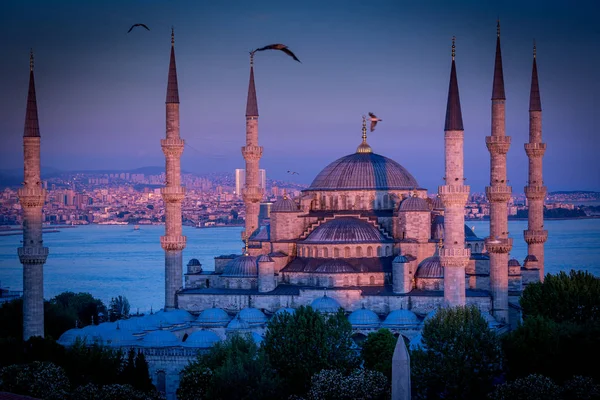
[[287, 170, 299, 175], [128, 23, 150, 33], [252, 44, 301, 63], [368, 112, 382, 132]]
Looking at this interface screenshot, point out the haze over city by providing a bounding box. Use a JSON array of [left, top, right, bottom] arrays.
[[1, 0, 599, 192]]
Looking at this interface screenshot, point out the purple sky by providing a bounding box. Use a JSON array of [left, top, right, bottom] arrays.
[[0, 0, 598, 192]]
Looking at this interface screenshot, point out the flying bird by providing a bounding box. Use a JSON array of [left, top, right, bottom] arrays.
[[128, 23, 150, 33], [287, 170, 299, 175], [252, 43, 301, 63], [368, 112, 382, 132]]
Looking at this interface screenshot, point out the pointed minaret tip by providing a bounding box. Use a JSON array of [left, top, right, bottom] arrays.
[[171, 26, 174, 46], [492, 20, 506, 100], [451, 36, 455, 61], [497, 19, 500, 37], [445, 36, 464, 131], [29, 49, 34, 71], [166, 30, 179, 104], [24, 50, 40, 138], [245, 52, 259, 117], [529, 40, 542, 112]]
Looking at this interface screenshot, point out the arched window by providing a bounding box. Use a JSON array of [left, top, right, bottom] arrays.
[[385, 246, 391, 256], [474, 243, 479, 253], [369, 276, 375, 285], [383, 194, 390, 208], [377, 246, 382, 257], [356, 247, 362, 257], [467, 244, 472, 251], [343, 277, 349, 286], [323, 248, 329, 258], [367, 246, 373, 257], [334, 248, 340, 257], [205, 279, 210, 288], [357, 276, 362, 286], [156, 370, 166, 394], [329, 277, 334, 287], [344, 247, 350, 257]]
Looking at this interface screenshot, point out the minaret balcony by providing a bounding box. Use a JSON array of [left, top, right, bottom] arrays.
[[161, 139, 185, 158], [484, 237, 513, 254], [439, 248, 471, 268], [18, 246, 49, 264], [242, 145, 263, 160], [524, 185, 547, 200], [18, 188, 46, 208], [524, 229, 548, 244], [160, 235, 187, 251], [485, 186, 512, 203], [485, 136, 511, 154], [161, 186, 186, 202], [438, 185, 470, 207], [524, 142, 546, 158]]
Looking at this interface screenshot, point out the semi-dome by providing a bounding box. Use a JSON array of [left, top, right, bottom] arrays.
[[314, 260, 356, 273], [274, 307, 296, 317], [221, 255, 258, 277], [271, 196, 299, 213], [308, 152, 419, 191], [381, 309, 420, 328], [196, 308, 230, 327], [311, 295, 342, 314], [348, 306, 380, 328], [399, 196, 429, 212], [415, 256, 443, 279], [183, 330, 221, 348], [238, 308, 268, 325], [302, 217, 392, 244], [140, 330, 179, 347]]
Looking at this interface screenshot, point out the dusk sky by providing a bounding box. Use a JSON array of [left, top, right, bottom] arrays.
[[1, 0, 598, 192]]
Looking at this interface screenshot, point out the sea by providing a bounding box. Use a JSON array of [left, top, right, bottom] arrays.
[[0, 219, 599, 313]]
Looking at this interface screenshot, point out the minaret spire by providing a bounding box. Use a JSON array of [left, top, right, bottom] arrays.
[[529, 41, 541, 112], [439, 36, 470, 308], [492, 20, 506, 100], [161, 31, 186, 310], [246, 53, 259, 117], [19, 49, 49, 339]]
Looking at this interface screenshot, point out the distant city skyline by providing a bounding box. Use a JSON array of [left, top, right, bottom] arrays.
[[1, 0, 599, 192]]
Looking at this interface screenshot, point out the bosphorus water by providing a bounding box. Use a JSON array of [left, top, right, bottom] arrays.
[[0, 219, 599, 313]]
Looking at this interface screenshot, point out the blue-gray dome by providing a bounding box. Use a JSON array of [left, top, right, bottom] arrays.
[[156, 309, 195, 326], [508, 259, 521, 267], [415, 256, 443, 279], [308, 152, 419, 191], [399, 196, 429, 212], [302, 217, 392, 244], [257, 254, 274, 263], [381, 309, 420, 328], [430, 196, 444, 211], [221, 255, 258, 277], [271, 196, 299, 213], [238, 308, 267, 325], [196, 308, 230, 327], [311, 295, 342, 314], [314, 260, 356, 273], [275, 307, 296, 317], [187, 258, 201, 266], [183, 330, 221, 348], [251, 332, 264, 345], [102, 327, 138, 347], [57, 328, 83, 346], [140, 330, 180, 347], [409, 334, 423, 350], [226, 315, 251, 332], [348, 307, 380, 328], [393, 255, 409, 264]]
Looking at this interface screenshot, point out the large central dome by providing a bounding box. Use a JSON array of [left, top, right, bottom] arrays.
[[308, 152, 419, 191]]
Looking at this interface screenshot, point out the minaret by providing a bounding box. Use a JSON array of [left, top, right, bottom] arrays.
[[19, 50, 49, 339], [241, 53, 263, 239], [160, 29, 186, 310], [524, 42, 548, 281], [485, 22, 513, 323], [439, 37, 470, 307]]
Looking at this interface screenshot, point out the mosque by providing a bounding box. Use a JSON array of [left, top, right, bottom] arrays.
[[18, 23, 548, 400]]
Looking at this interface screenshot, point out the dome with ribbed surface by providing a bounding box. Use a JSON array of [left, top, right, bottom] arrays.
[[393, 255, 409, 263], [257, 255, 273, 263], [399, 196, 429, 212], [348, 306, 380, 328], [314, 260, 356, 273], [430, 196, 444, 210], [275, 307, 296, 316], [302, 217, 391, 244], [415, 256, 443, 278], [222, 255, 258, 277], [227, 315, 251, 332], [196, 308, 230, 327], [508, 259, 521, 267], [271, 197, 299, 213], [187, 259, 201, 267], [140, 330, 179, 347], [382, 309, 420, 328], [311, 295, 342, 314], [238, 308, 267, 325], [183, 330, 221, 348], [308, 152, 419, 191]]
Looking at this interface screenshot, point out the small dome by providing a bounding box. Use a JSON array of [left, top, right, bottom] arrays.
[[183, 330, 221, 348], [251, 332, 264, 345], [103, 327, 138, 347], [161, 309, 195, 325], [274, 307, 296, 317], [57, 328, 83, 346], [140, 330, 180, 347], [348, 307, 380, 328], [314, 260, 356, 273], [187, 259, 201, 267], [399, 196, 429, 212], [311, 295, 342, 314], [238, 308, 268, 325], [303, 217, 392, 244], [226, 315, 251, 332], [257, 254, 274, 263], [222, 255, 258, 277], [382, 309, 420, 328], [430, 196, 444, 211], [508, 259, 521, 267], [271, 197, 299, 213], [524, 255, 538, 262], [393, 255, 409, 263], [119, 316, 151, 333], [415, 256, 443, 278], [196, 308, 230, 327]]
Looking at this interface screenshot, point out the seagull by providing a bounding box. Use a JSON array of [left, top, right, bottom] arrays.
[[287, 170, 299, 175], [368, 112, 382, 132], [128, 23, 150, 33], [252, 43, 301, 63]]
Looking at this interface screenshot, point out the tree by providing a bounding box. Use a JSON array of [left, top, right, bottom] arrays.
[[360, 328, 397, 379], [133, 351, 154, 392], [262, 306, 359, 396], [109, 295, 131, 322], [306, 369, 389, 400], [48, 292, 108, 338], [488, 374, 562, 400], [411, 305, 503, 400], [71, 383, 163, 400], [0, 361, 71, 400]]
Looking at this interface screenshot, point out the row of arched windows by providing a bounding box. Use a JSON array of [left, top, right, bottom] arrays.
[[314, 193, 398, 211], [298, 245, 393, 258]]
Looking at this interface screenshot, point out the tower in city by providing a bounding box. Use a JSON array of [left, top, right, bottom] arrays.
[[160, 30, 186, 310], [485, 22, 513, 323], [241, 53, 263, 239], [19, 50, 49, 339], [524, 42, 548, 281], [439, 37, 470, 307]]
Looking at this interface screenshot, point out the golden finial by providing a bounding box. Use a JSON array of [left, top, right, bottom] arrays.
[[250, 51, 254, 67], [243, 236, 249, 256], [497, 19, 500, 37], [533, 39, 536, 59], [283, 188, 287, 200], [29, 49, 34, 72], [452, 36, 456, 61], [171, 27, 174, 46], [438, 238, 444, 250], [356, 115, 372, 153]]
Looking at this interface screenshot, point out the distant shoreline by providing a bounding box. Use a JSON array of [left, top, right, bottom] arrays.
[[466, 216, 600, 221]]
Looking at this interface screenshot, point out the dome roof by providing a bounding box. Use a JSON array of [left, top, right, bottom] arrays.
[[103, 327, 139, 347], [251, 332, 264, 345], [415, 256, 443, 278], [222, 255, 258, 277], [119, 316, 153, 333], [430, 196, 444, 210], [238, 308, 268, 325], [508, 259, 521, 267], [399, 196, 429, 212], [348, 306, 380, 328], [409, 334, 423, 350], [183, 330, 221, 348], [524, 255, 538, 262], [311, 295, 342, 314], [57, 328, 83, 346], [308, 152, 419, 191], [303, 217, 391, 244], [274, 307, 296, 317], [271, 196, 299, 213], [382, 309, 420, 328], [314, 260, 356, 273], [226, 315, 251, 332], [393, 255, 409, 263], [187, 258, 201, 267], [257, 254, 273, 263], [140, 330, 180, 347], [196, 308, 230, 327]]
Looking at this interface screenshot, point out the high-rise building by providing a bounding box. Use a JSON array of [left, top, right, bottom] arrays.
[[235, 168, 266, 197]]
